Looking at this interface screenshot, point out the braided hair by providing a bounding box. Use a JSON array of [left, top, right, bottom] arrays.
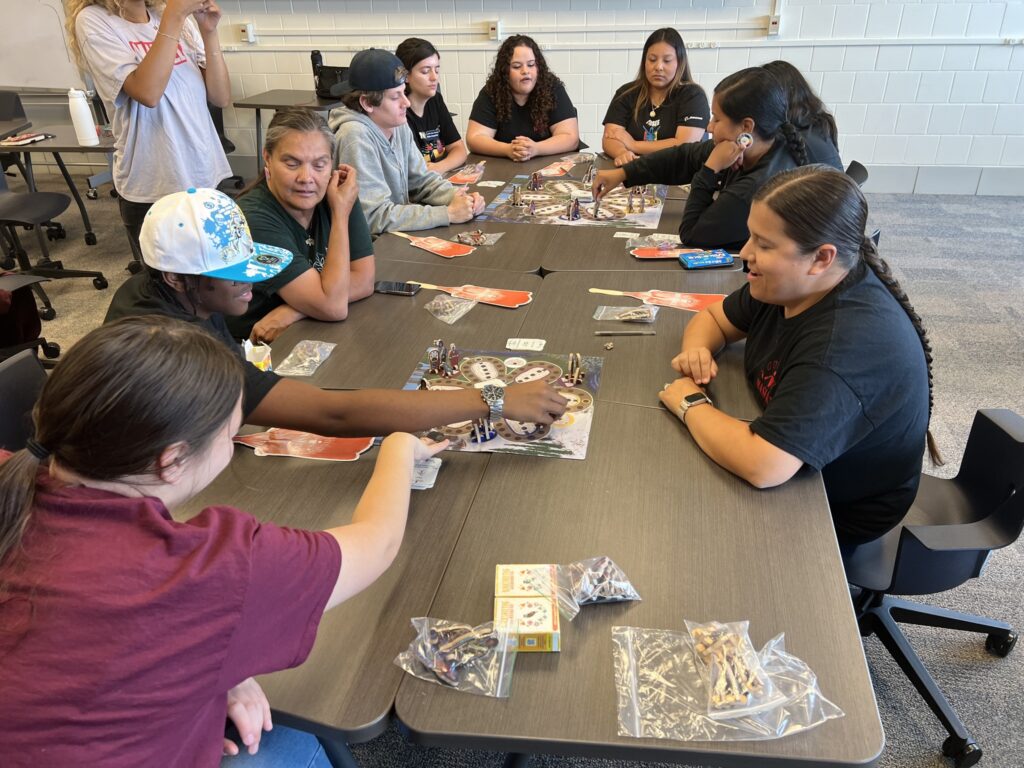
[[762, 60, 839, 149], [714, 68, 808, 166], [483, 35, 563, 137], [754, 165, 943, 465]]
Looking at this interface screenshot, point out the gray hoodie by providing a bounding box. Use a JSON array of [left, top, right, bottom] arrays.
[[329, 107, 454, 234]]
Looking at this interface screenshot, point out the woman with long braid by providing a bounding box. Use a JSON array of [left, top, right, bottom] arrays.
[[593, 67, 842, 252], [661, 166, 940, 548]]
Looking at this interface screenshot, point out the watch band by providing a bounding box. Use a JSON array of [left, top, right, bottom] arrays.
[[679, 392, 712, 423]]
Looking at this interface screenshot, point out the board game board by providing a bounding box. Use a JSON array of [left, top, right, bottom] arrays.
[[477, 174, 667, 230], [404, 343, 602, 460]]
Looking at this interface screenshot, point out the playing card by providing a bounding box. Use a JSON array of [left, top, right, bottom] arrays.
[[506, 338, 547, 351]]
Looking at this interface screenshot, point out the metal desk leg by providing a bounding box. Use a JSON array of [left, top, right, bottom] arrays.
[[316, 735, 361, 768], [22, 152, 37, 191], [502, 754, 532, 768], [255, 107, 264, 176], [53, 152, 97, 245]]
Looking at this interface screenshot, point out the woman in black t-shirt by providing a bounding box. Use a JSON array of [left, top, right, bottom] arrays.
[[466, 34, 579, 161], [602, 28, 709, 167], [762, 60, 842, 167], [396, 38, 468, 174]]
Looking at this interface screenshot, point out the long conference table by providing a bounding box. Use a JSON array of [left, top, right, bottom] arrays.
[[179, 155, 884, 768]]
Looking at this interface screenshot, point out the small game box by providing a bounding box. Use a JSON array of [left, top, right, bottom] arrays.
[[494, 597, 561, 652], [495, 564, 559, 598], [679, 249, 734, 269]]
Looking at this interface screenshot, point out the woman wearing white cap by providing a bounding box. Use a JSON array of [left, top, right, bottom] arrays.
[[105, 188, 569, 437]]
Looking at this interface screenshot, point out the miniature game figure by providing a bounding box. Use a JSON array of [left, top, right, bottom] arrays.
[[565, 200, 573, 219], [582, 163, 595, 186], [528, 200, 536, 216], [592, 198, 600, 219], [638, 193, 645, 213], [565, 352, 583, 385], [529, 172, 542, 191], [571, 198, 580, 221], [511, 184, 523, 206], [627, 188, 635, 213], [447, 343, 461, 372]]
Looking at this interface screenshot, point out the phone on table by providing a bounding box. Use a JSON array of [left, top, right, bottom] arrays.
[[374, 281, 422, 296]]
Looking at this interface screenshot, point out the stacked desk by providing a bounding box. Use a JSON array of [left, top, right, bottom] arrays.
[[181, 154, 883, 767]]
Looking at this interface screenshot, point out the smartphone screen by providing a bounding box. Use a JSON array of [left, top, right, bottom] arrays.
[[374, 281, 422, 296]]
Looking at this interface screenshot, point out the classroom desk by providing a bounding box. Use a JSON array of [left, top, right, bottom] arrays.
[[270, 261, 541, 389], [513, 270, 746, 409], [234, 90, 342, 175], [0, 118, 31, 140], [175, 440, 491, 765], [395, 400, 885, 767], [13, 124, 115, 246]]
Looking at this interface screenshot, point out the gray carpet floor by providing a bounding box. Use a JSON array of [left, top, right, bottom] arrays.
[[9, 174, 1024, 767]]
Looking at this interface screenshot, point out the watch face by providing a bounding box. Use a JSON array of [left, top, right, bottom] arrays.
[[684, 392, 708, 405], [482, 384, 503, 404]]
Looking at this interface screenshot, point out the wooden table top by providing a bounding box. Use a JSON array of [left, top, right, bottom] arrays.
[[395, 401, 884, 767]]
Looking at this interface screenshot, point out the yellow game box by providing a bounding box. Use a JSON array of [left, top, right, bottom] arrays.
[[494, 563, 559, 599], [494, 596, 561, 652]]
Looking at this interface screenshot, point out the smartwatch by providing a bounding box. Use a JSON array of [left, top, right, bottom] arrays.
[[679, 391, 712, 422], [480, 383, 505, 420]]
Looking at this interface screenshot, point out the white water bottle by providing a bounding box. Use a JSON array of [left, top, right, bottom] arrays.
[[68, 88, 99, 146]]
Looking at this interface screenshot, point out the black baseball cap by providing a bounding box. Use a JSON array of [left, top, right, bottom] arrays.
[[331, 49, 408, 96]]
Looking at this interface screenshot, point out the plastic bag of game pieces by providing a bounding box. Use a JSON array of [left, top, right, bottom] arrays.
[[425, 294, 477, 324], [625, 233, 682, 250], [274, 340, 336, 377], [592, 305, 660, 324], [394, 618, 517, 697], [685, 620, 786, 720], [612, 626, 843, 741], [454, 230, 505, 247], [561, 152, 596, 164], [562, 556, 642, 608]]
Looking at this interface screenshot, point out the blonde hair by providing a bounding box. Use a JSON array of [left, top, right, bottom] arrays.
[[65, 1, 173, 69]]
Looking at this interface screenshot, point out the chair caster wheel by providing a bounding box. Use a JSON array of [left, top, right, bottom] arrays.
[[110, 189, 119, 199], [86, 188, 98, 200], [39, 306, 56, 321], [85, 232, 97, 246], [126, 260, 143, 275], [42, 342, 61, 359], [93, 277, 108, 290], [942, 736, 981, 767], [985, 631, 1016, 657]]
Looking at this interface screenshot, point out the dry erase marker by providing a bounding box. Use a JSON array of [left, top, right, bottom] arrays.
[[593, 330, 656, 336]]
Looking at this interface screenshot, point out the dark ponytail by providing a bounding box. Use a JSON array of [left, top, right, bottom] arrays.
[[762, 60, 839, 148], [858, 236, 943, 465], [754, 166, 943, 466], [714, 67, 808, 167]]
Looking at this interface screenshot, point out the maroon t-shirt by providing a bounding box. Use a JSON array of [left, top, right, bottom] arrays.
[[0, 465, 341, 767]]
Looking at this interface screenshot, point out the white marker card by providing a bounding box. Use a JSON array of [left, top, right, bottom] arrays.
[[613, 232, 640, 239], [506, 338, 547, 351], [476, 180, 507, 187], [412, 457, 442, 490]]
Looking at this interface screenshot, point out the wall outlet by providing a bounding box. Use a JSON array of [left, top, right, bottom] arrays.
[[768, 15, 781, 36], [240, 23, 257, 44], [488, 20, 502, 41]]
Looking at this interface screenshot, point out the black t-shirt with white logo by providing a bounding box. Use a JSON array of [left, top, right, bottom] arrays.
[[603, 81, 709, 143]]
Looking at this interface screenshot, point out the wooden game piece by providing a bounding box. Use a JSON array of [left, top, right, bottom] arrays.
[[564, 352, 584, 385], [603, 342, 614, 350]]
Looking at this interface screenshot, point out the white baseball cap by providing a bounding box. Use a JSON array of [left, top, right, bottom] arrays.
[[139, 187, 293, 282]]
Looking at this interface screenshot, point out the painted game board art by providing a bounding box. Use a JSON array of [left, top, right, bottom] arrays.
[[477, 172, 668, 230], [404, 340, 603, 460]]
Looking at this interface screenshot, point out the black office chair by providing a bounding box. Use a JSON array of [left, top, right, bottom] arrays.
[[0, 348, 47, 451], [209, 103, 245, 194], [845, 160, 869, 188], [0, 273, 60, 364], [0, 171, 108, 319], [844, 409, 1022, 768]]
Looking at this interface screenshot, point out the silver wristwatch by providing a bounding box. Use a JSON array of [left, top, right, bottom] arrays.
[[480, 384, 505, 420], [679, 391, 712, 421]]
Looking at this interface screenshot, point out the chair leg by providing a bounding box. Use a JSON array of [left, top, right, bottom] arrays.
[[862, 602, 974, 746], [316, 735, 361, 768], [28, 223, 107, 286], [887, 596, 1013, 637]]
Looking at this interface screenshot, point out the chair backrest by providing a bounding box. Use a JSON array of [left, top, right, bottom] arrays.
[[845, 160, 869, 187], [0, 90, 28, 123], [0, 348, 46, 451]]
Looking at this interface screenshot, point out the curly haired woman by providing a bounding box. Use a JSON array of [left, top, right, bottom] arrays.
[[466, 35, 579, 161]]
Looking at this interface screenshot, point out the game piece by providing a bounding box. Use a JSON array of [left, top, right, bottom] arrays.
[[582, 163, 595, 186], [588, 287, 727, 312], [566, 556, 642, 605], [234, 430, 374, 462], [447, 160, 487, 184], [528, 172, 543, 191], [528, 200, 536, 216], [471, 418, 497, 443], [592, 198, 600, 219], [604, 342, 614, 350], [455, 229, 487, 246], [627, 188, 635, 213], [410, 281, 534, 308], [564, 352, 584, 386], [571, 198, 580, 221], [737, 132, 753, 149], [510, 184, 523, 206], [447, 343, 461, 371], [564, 200, 573, 220], [639, 193, 645, 213], [414, 621, 502, 686]]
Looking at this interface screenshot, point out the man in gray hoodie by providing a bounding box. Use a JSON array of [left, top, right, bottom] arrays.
[[329, 48, 484, 235]]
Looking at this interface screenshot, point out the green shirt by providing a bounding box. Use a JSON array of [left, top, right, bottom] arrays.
[[229, 180, 374, 338]]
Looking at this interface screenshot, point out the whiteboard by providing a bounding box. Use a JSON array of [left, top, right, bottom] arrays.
[[0, 0, 86, 91]]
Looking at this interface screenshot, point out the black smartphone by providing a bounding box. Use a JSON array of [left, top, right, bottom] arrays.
[[374, 281, 422, 296]]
